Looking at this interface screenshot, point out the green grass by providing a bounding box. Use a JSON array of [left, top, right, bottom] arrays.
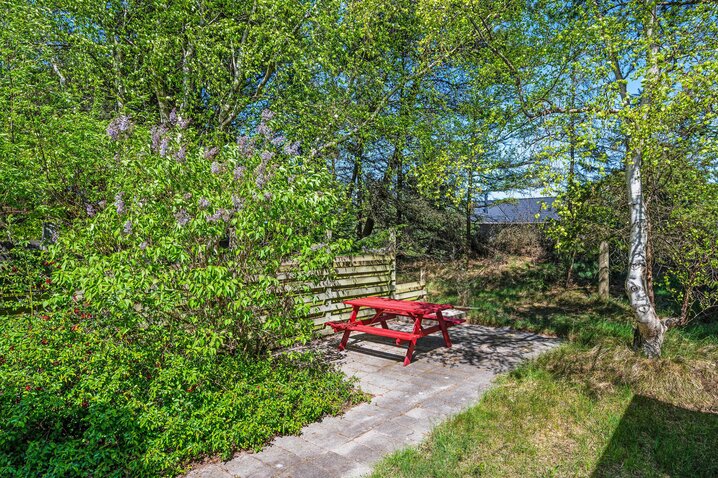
[[371, 257, 718, 478]]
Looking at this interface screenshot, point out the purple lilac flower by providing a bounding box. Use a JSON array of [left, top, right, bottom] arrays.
[[256, 122, 271, 138], [198, 197, 210, 209], [255, 163, 267, 187], [169, 108, 177, 125], [283, 141, 300, 156], [204, 146, 220, 160], [159, 136, 170, 157], [232, 195, 243, 210], [237, 135, 256, 156], [206, 209, 224, 223], [263, 191, 272, 201], [237, 135, 249, 151], [123, 220, 133, 235], [271, 135, 285, 146], [107, 120, 120, 140], [114, 192, 125, 215], [183, 192, 193, 200], [107, 115, 132, 140], [151, 124, 168, 152], [256, 174, 267, 189], [119, 116, 132, 131], [139, 241, 148, 250], [178, 117, 191, 129], [233, 165, 246, 181], [85, 204, 95, 217], [261, 109, 274, 122], [211, 161, 221, 174], [174, 145, 187, 163], [254, 151, 274, 188], [174, 209, 190, 227]]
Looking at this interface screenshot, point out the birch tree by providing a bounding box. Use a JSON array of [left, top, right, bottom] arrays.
[[451, 0, 718, 356]]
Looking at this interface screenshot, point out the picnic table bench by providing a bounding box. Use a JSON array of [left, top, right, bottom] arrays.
[[325, 297, 465, 366]]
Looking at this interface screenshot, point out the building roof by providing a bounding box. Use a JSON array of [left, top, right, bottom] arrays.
[[474, 197, 558, 224]]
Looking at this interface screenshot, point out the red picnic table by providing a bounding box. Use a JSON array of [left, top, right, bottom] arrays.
[[325, 297, 465, 366]]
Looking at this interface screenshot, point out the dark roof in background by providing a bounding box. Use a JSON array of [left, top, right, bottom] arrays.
[[474, 197, 558, 224]]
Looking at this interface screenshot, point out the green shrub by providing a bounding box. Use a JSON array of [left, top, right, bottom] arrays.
[[0, 112, 362, 476], [52, 111, 350, 353], [0, 310, 362, 477]]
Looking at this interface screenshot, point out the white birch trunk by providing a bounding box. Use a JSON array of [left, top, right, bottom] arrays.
[[625, 150, 666, 357]]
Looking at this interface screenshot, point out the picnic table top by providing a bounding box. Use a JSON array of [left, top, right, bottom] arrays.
[[343, 297, 453, 315]]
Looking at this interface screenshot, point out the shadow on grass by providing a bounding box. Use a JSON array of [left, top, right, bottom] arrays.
[[592, 395, 718, 478]]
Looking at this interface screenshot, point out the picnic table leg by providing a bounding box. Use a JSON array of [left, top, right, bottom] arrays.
[[402, 315, 424, 365], [404, 339, 416, 366], [338, 306, 359, 351], [436, 310, 452, 348]]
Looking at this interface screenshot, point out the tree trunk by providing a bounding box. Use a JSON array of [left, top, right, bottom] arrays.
[[625, 149, 667, 357], [466, 173, 473, 253], [599, 241, 609, 300], [396, 147, 403, 226]]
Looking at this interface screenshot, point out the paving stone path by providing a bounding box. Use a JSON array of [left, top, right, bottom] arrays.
[[187, 324, 560, 478]]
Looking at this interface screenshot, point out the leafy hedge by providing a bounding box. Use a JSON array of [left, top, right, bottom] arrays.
[[0, 112, 362, 476], [0, 309, 362, 476]]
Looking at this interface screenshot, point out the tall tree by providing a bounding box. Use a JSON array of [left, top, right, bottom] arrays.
[[452, 0, 718, 355]]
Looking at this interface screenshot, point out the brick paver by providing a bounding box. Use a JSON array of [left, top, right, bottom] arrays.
[[186, 324, 560, 478]]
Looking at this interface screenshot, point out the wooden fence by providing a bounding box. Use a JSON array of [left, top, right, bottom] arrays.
[[302, 253, 426, 333]]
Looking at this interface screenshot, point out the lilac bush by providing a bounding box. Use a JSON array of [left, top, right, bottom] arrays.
[[55, 111, 347, 356]]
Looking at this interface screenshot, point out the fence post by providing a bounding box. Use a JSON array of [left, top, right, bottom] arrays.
[[324, 229, 334, 323], [599, 241, 609, 300], [389, 231, 397, 298]]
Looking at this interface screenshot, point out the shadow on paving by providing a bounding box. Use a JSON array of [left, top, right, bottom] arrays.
[[322, 322, 560, 373], [592, 395, 718, 478]]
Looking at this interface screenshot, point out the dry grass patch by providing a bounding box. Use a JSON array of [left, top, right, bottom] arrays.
[[372, 257, 718, 478], [541, 339, 718, 413]]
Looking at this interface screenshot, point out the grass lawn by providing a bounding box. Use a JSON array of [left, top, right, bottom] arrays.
[[372, 256, 718, 478]]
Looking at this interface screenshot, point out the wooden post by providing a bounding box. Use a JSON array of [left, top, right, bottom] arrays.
[[419, 269, 427, 300], [389, 231, 397, 299], [599, 241, 609, 300], [324, 229, 334, 323]]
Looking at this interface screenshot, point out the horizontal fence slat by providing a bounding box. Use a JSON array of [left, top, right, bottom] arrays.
[[334, 264, 393, 276], [277, 265, 392, 282], [321, 275, 391, 289], [306, 284, 393, 304], [281, 253, 392, 271], [395, 281, 423, 293], [313, 307, 376, 325], [393, 290, 427, 301]]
